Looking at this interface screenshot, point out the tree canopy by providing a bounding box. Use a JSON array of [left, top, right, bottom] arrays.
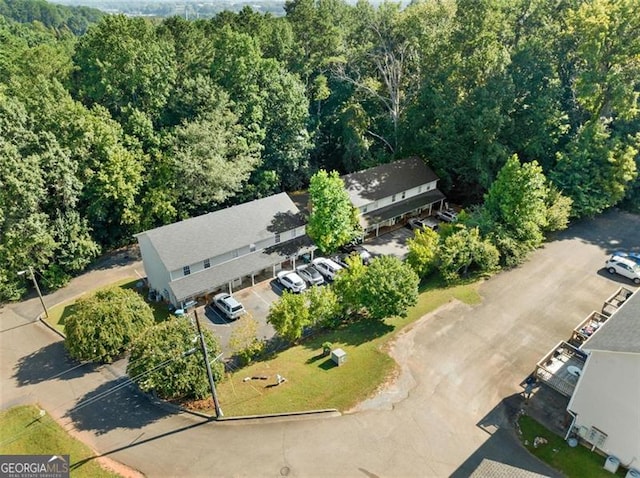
[[64, 287, 155, 363], [307, 170, 361, 254], [127, 317, 224, 400], [1, 0, 639, 301], [333, 255, 419, 320]]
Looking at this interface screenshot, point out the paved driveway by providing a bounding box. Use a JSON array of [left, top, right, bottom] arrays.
[[202, 281, 278, 355], [365, 226, 413, 259], [1, 210, 639, 477]]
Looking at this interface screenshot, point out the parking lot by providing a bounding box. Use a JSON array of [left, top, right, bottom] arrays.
[[202, 280, 280, 355], [365, 225, 412, 259], [200, 227, 414, 356]]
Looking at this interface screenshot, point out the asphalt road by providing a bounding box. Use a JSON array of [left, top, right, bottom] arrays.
[[1, 210, 638, 477]]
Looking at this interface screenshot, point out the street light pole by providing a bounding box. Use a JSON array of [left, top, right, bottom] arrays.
[[18, 266, 49, 319], [193, 309, 223, 418]]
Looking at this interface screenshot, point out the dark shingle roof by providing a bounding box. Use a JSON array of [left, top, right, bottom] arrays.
[[135, 193, 305, 271], [341, 157, 439, 208], [584, 289, 640, 353]]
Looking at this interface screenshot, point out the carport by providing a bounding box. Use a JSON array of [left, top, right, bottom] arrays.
[[361, 190, 446, 237], [169, 237, 315, 306]]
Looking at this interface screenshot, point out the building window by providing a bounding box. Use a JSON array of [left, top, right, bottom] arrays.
[[392, 194, 396, 203], [275, 233, 281, 244], [250, 243, 256, 252], [203, 259, 210, 269], [418, 185, 422, 193], [362, 205, 368, 213], [183, 265, 191, 276], [401, 191, 406, 199]]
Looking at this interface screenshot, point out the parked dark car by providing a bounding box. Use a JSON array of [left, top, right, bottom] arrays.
[[340, 244, 372, 265], [296, 265, 325, 286]]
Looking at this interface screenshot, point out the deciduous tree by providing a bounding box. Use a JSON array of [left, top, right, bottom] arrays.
[[228, 316, 265, 365], [72, 14, 176, 120], [64, 287, 154, 363], [307, 170, 361, 254], [306, 284, 340, 327], [359, 256, 419, 320], [438, 225, 499, 283], [333, 255, 418, 320], [406, 227, 440, 278], [127, 317, 224, 400], [170, 108, 260, 217], [267, 291, 310, 343]]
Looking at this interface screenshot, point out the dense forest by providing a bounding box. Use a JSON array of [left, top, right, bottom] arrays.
[[1, 0, 639, 301], [0, 0, 102, 33]]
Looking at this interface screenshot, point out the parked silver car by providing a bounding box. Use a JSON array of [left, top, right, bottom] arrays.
[[435, 209, 458, 223], [211, 293, 246, 320], [408, 217, 439, 231], [296, 265, 325, 286], [312, 257, 344, 280], [277, 270, 307, 293]]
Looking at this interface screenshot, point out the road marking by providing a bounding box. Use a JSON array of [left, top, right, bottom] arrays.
[[253, 289, 271, 305], [206, 305, 231, 327]]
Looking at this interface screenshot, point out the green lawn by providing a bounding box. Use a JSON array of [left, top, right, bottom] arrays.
[[47, 278, 172, 334], [518, 415, 628, 478], [45, 272, 481, 417], [211, 277, 481, 417], [0, 405, 122, 478]]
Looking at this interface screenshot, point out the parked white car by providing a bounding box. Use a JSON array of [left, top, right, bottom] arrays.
[[312, 257, 344, 280], [605, 255, 640, 284], [277, 270, 307, 293], [211, 293, 246, 320], [435, 209, 457, 223]]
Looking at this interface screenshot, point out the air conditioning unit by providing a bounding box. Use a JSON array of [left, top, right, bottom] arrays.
[[626, 468, 640, 478]]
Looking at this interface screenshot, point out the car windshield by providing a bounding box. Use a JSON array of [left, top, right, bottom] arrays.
[[231, 304, 243, 312]]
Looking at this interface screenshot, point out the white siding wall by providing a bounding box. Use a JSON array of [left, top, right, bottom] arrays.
[[568, 351, 640, 464], [359, 180, 438, 214], [137, 234, 172, 300], [168, 227, 305, 279]]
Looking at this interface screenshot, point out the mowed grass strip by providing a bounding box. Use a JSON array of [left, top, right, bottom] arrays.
[[0, 405, 122, 478], [46, 278, 171, 333], [214, 277, 481, 417], [518, 415, 628, 478]]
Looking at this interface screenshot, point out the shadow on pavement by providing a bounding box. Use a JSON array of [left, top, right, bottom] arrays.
[[88, 245, 141, 271], [204, 306, 232, 326], [596, 267, 639, 286], [66, 379, 171, 435], [450, 394, 562, 478], [70, 418, 210, 472], [551, 209, 640, 256], [13, 341, 98, 385]]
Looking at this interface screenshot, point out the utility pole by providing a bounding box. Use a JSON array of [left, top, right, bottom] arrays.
[[194, 309, 223, 418], [18, 266, 49, 319]]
